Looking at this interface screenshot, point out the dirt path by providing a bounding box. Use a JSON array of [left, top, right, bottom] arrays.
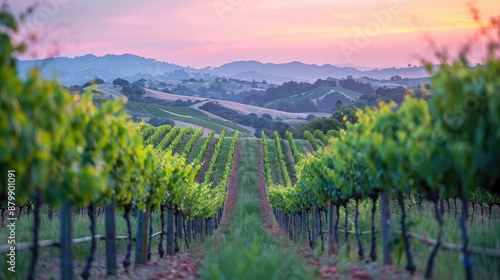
[[257, 141, 287, 242], [312, 90, 354, 105], [282, 140, 297, 184], [195, 137, 218, 183], [219, 139, 242, 228]]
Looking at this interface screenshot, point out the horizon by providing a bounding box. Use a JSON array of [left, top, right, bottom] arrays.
[[17, 52, 431, 70], [9, 0, 500, 69]]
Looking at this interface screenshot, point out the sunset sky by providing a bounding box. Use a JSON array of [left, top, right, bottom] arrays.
[[10, 0, 500, 68]]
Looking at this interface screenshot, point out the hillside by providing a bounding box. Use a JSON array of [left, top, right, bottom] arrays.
[[90, 84, 332, 137], [90, 83, 329, 119], [192, 100, 330, 119]]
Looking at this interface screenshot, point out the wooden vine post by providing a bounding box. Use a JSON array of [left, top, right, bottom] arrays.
[[60, 202, 74, 280], [328, 204, 338, 254], [302, 209, 308, 242], [380, 191, 393, 265], [135, 204, 151, 264], [105, 197, 117, 276], [312, 205, 321, 249], [176, 211, 183, 252], [166, 207, 175, 255]]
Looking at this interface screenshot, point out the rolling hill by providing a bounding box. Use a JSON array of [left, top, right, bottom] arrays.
[[91, 84, 331, 137], [17, 54, 431, 86]]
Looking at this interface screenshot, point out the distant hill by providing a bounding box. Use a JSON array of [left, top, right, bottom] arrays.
[[16, 54, 185, 86], [211, 60, 363, 82], [16, 54, 431, 86]]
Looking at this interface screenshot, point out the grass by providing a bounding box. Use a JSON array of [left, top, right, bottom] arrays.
[[199, 139, 315, 280]]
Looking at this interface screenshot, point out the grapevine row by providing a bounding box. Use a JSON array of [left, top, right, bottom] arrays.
[[203, 130, 226, 185], [193, 131, 216, 166], [139, 123, 156, 141], [274, 131, 292, 187], [144, 124, 171, 146], [269, 46, 500, 279], [165, 126, 195, 153], [181, 127, 204, 158], [286, 131, 301, 162], [303, 130, 320, 151], [158, 126, 181, 150], [313, 130, 328, 145], [261, 131, 274, 185], [326, 129, 340, 139], [214, 131, 240, 209]]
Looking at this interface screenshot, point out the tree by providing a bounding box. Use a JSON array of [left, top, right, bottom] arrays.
[[82, 78, 105, 88], [148, 117, 175, 127], [112, 78, 130, 86], [273, 122, 290, 138], [262, 113, 272, 120], [336, 100, 343, 110]]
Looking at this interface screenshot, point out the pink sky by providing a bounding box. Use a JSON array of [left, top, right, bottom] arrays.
[[10, 0, 500, 68]]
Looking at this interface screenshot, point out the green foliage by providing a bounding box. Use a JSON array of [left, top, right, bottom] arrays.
[[285, 131, 302, 162], [303, 130, 320, 151], [138, 123, 156, 141], [181, 127, 204, 157], [157, 126, 181, 150], [313, 130, 328, 144], [164, 126, 195, 153], [426, 48, 500, 194], [193, 131, 216, 166], [261, 131, 273, 185], [203, 131, 226, 185], [144, 125, 172, 146], [274, 131, 292, 187], [326, 130, 340, 139], [214, 131, 240, 209]]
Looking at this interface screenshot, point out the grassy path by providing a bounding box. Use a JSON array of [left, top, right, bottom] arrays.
[[200, 139, 314, 280]]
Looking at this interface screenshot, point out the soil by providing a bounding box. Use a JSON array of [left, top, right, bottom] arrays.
[[282, 140, 297, 185], [257, 141, 289, 245], [34, 246, 198, 280], [194, 137, 218, 183], [219, 139, 242, 228]]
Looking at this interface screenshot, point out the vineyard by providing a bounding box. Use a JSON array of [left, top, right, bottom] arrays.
[[2, 7, 500, 280]]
